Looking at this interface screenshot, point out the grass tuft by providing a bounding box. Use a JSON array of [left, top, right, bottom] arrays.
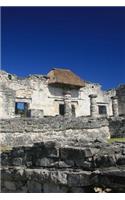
[[108, 138, 125, 143]]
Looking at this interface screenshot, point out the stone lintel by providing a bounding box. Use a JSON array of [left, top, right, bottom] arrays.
[[111, 96, 118, 100], [89, 94, 97, 98]]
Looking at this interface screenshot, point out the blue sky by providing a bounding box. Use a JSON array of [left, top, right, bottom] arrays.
[[1, 7, 125, 90]]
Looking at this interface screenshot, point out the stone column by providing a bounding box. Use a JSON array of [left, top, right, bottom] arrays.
[[111, 96, 119, 117], [89, 94, 98, 118], [64, 91, 72, 118]]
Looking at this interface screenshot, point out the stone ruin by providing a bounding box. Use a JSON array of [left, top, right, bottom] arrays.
[[1, 140, 125, 193], [0, 68, 125, 120], [0, 68, 125, 146], [0, 68, 125, 193]]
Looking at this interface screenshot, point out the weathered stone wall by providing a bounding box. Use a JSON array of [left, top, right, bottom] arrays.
[[109, 117, 125, 138], [116, 85, 125, 115], [0, 117, 110, 147], [0, 71, 54, 117], [0, 70, 116, 118], [1, 116, 125, 147], [0, 85, 16, 119], [80, 83, 115, 117], [1, 141, 125, 193]]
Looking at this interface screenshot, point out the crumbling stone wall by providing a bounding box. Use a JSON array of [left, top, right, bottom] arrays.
[[0, 116, 110, 147], [109, 117, 125, 138], [79, 83, 115, 117], [0, 85, 16, 119], [0, 70, 117, 118], [1, 115, 125, 147], [116, 85, 125, 116], [1, 141, 125, 193], [1, 116, 125, 147]]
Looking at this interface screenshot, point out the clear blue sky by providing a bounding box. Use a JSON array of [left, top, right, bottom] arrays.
[[1, 7, 125, 90]]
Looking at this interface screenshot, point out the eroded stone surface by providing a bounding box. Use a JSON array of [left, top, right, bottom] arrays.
[[1, 141, 125, 193]]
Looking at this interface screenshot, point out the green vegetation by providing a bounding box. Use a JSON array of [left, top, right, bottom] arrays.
[[108, 138, 125, 143]]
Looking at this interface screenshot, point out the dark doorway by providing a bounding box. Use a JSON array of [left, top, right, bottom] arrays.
[[71, 104, 76, 117], [98, 105, 107, 115], [59, 104, 65, 116], [15, 102, 29, 117]]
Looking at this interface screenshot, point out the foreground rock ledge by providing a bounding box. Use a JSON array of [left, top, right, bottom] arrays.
[[1, 140, 125, 193]]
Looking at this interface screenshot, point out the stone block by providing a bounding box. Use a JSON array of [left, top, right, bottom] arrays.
[[60, 147, 85, 161], [44, 141, 58, 156], [122, 149, 125, 155], [27, 180, 42, 193], [50, 171, 67, 185], [11, 147, 25, 157], [12, 157, 23, 166], [43, 182, 66, 193], [95, 154, 116, 168], [80, 172, 91, 186], [4, 181, 16, 191], [64, 160, 75, 167], [90, 174, 99, 185], [35, 157, 54, 167], [25, 169, 50, 182], [16, 186, 28, 193], [25, 161, 33, 167], [69, 187, 85, 193], [39, 169, 50, 181], [1, 155, 10, 166], [14, 167, 24, 175], [58, 161, 73, 168], [32, 141, 58, 161], [116, 156, 125, 165], [75, 159, 85, 168], [67, 173, 80, 187], [1, 170, 13, 182], [30, 109, 43, 118], [83, 148, 93, 158], [75, 160, 92, 170]]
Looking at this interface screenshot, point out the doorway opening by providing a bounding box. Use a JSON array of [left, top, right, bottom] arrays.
[[71, 104, 76, 117], [59, 104, 65, 116]]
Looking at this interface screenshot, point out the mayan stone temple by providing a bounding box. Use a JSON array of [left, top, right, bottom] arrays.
[[0, 68, 125, 193], [0, 68, 125, 119]]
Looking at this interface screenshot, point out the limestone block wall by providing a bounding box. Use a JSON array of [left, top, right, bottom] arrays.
[[47, 86, 80, 116], [116, 85, 125, 115], [0, 71, 56, 117], [30, 109, 44, 118], [79, 83, 115, 117], [0, 70, 117, 118], [0, 117, 110, 147], [0, 90, 7, 118], [109, 117, 125, 138], [0, 85, 16, 119], [1, 141, 125, 193]]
